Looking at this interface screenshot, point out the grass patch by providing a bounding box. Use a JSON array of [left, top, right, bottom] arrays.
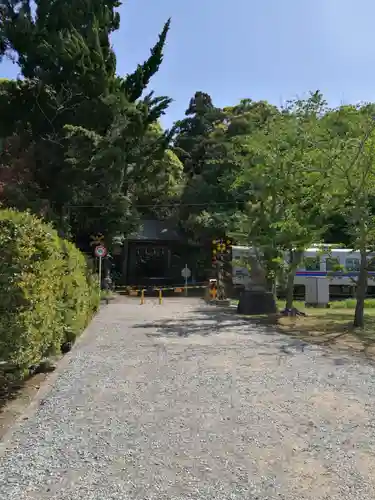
[[277, 305, 375, 357], [232, 298, 375, 310], [330, 298, 375, 309], [232, 297, 375, 357], [277, 308, 375, 357]]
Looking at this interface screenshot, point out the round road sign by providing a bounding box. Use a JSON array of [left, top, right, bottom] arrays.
[[94, 245, 107, 258], [181, 267, 191, 279]]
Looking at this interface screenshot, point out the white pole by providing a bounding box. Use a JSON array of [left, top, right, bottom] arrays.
[[185, 264, 188, 297], [98, 256, 102, 293]]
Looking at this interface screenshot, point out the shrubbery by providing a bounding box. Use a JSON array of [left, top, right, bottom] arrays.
[[60, 240, 100, 344], [0, 209, 99, 376], [330, 298, 375, 309]]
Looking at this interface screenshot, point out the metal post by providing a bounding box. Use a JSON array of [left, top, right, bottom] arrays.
[[159, 289, 162, 305], [98, 256, 102, 293], [140, 289, 145, 305], [184, 264, 188, 297]]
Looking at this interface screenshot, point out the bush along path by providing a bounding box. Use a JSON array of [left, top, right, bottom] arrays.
[[0, 209, 100, 403]]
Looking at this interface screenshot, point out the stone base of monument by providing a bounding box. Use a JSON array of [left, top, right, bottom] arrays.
[[237, 289, 277, 315]]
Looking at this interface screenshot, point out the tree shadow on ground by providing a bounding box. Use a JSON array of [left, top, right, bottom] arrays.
[[0, 375, 26, 411], [277, 311, 375, 359], [134, 305, 278, 338], [0, 371, 49, 440], [133, 305, 346, 360]]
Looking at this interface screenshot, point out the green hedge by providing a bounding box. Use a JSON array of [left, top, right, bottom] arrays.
[[330, 298, 375, 309], [60, 240, 100, 343], [0, 209, 99, 375]]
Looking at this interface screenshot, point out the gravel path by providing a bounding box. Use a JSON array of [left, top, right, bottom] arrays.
[[1, 298, 375, 499]]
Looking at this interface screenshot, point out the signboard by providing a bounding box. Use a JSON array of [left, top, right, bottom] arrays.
[[90, 233, 105, 247], [181, 265, 191, 297], [212, 238, 233, 265], [181, 267, 191, 278], [94, 245, 107, 258]]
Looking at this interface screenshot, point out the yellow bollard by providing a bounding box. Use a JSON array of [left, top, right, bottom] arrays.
[[140, 289, 145, 305], [210, 286, 217, 300], [158, 288, 163, 305], [207, 279, 217, 302]]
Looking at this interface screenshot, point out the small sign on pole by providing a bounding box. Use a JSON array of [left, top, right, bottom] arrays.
[[94, 245, 107, 258], [181, 265, 191, 297], [94, 245, 107, 291]]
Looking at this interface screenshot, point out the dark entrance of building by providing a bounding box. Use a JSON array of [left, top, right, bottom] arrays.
[[115, 220, 207, 287], [130, 243, 168, 282], [127, 242, 172, 287]]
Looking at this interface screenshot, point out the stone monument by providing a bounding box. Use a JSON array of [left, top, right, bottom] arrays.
[[237, 256, 277, 315]]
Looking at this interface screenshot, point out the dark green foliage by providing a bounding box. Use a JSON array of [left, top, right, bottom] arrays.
[[60, 239, 100, 343], [0, 209, 99, 375], [173, 91, 224, 176], [173, 93, 279, 243], [0, 0, 120, 93], [121, 18, 171, 102], [0, 209, 65, 372], [0, 1, 173, 241], [323, 213, 351, 246]]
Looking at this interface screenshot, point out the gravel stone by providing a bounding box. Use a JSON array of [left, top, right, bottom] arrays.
[[1, 298, 375, 499]]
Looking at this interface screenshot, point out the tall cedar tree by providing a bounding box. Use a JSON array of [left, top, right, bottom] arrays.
[[0, 1, 172, 239]]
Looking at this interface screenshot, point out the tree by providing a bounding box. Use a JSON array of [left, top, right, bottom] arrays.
[[173, 91, 224, 177], [222, 99, 279, 138], [63, 90, 172, 239], [172, 96, 280, 296], [323, 104, 375, 328], [174, 96, 279, 241], [134, 150, 184, 220], [230, 92, 335, 308], [0, 1, 172, 241]]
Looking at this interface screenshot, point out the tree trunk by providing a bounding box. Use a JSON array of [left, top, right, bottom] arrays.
[[216, 261, 225, 300], [285, 271, 295, 310], [271, 279, 277, 302], [353, 249, 367, 328], [223, 267, 233, 299], [265, 275, 275, 294], [285, 250, 303, 310]]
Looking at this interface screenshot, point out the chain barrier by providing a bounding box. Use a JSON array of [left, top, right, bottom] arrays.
[[114, 280, 218, 305]]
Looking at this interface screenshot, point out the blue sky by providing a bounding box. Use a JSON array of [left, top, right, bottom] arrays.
[[1, 0, 375, 128]]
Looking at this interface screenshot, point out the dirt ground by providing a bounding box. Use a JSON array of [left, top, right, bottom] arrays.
[[277, 308, 375, 358], [0, 373, 49, 440]]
